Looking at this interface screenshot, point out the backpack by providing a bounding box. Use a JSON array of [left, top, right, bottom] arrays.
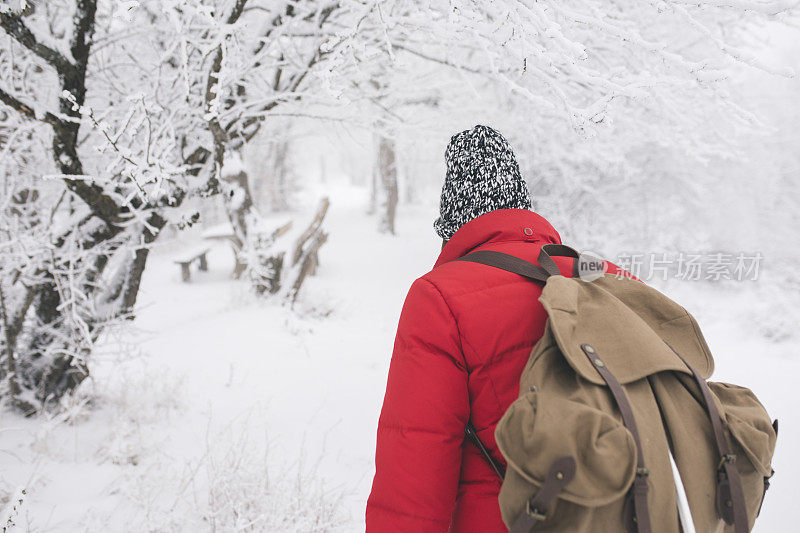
[[460, 244, 777, 533]]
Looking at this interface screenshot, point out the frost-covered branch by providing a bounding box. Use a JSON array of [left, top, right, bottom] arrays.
[[0, 487, 26, 532], [0, 10, 74, 75], [0, 85, 61, 126]]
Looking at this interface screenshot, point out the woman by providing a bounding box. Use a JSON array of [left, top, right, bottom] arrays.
[[366, 125, 631, 532]]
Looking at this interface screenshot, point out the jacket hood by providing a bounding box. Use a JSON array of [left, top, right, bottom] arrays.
[[434, 209, 562, 268]]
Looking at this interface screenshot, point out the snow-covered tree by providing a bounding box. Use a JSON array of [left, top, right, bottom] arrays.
[[373, 1, 797, 249], [1, 0, 795, 412], [0, 0, 435, 409], [0, 0, 183, 411]]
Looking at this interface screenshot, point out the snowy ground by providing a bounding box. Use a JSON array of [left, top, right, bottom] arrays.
[[1, 182, 797, 531]]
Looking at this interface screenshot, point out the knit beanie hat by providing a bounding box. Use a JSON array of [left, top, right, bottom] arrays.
[[434, 125, 532, 241]]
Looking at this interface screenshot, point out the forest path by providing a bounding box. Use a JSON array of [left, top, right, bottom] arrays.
[[116, 183, 442, 528]]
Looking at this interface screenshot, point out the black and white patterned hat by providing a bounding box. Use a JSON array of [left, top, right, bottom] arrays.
[[434, 125, 532, 241]]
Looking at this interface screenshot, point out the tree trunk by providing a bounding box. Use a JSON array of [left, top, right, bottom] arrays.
[[0, 285, 35, 414], [223, 161, 256, 279], [368, 151, 378, 215], [367, 135, 380, 215], [402, 156, 416, 204], [270, 141, 291, 211], [378, 136, 398, 235], [250, 221, 292, 294]]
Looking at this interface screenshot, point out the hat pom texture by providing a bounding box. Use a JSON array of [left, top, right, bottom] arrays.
[[434, 125, 532, 241]]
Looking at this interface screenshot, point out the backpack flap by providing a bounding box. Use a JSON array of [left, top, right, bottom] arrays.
[[539, 275, 714, 385], [496, 390, 637, 511]]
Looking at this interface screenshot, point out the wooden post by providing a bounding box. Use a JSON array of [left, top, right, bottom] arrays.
[[180, 263, 191, 282], [292, 197, 330, 266], [198, 253, 208, 271], [286, 197, 331, 302], [223, 164, 255, 280], [289, 231, 328, 303]]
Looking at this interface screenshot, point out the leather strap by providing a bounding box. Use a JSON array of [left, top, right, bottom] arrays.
[[669, 347, 749, 533], [465, 422, 505, 479], [538, 244, 580, 277], [456, 245, 584, 533], [456, 250, 551, 283], [581, 343, 652, 533], [455, 250, 550, 495], [509, 456, 577, 533], [456, 245, 580, 282]]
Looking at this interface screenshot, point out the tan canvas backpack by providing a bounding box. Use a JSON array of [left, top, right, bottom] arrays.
[[459, 244, 777, 533]]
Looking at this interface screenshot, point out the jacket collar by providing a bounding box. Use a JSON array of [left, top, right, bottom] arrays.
[[434, 209, 562, 268]]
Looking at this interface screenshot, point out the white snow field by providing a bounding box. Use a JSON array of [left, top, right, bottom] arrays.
[[1, 183, 797, 532]]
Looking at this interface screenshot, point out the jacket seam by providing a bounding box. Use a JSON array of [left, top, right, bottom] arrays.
[[368, 500, 451, 524], [420, 277, 533, 429], [430, 275, 543, 301], [434, 238, 537, 270], [377, 424, 463, 438], [434, 224, 560, 268], [419, 278, 469, 371], [482, 339, 538, 369], [462, 237, 542, 254], [420, 279, 511, 432]]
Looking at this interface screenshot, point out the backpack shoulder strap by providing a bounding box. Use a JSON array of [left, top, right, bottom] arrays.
[[455, 243, 580, 281], [456, 244, 581, 485], [455, 250, 551, 282], [538, 243, 580, 277]]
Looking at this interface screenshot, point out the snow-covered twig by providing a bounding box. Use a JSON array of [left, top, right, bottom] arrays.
[[0, 487, 26, 533]]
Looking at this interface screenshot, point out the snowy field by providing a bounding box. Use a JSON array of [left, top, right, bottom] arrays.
[[1, 182, 797, 532]]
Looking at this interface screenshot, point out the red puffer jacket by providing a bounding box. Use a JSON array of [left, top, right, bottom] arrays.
[[366, 209, 630, 532]]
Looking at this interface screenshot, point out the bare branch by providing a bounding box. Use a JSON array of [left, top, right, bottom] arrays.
[[70, 0, 98, 73], [0, 11, 74, 75], [390, 43, 486, 75], [205, 0, 251, 171], [225, 0, 250, 24], [0, 86, 61, 127], [225, 4, 342, 148]]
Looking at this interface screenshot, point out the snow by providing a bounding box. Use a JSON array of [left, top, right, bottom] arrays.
[[0, 180, 798, 531], [221, 152, 246, 179]]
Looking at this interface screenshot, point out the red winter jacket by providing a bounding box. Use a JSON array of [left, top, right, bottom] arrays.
[[366, 209, 630, 533]]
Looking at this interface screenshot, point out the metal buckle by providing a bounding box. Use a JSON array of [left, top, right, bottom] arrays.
[[636, 467, 649, 477], [526, 500, 547, 521], [717, 454, 737, 471]]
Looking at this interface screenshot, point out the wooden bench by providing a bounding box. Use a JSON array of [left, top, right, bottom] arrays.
[[202, 225, 243, 277], [174, 247, 210, 282]]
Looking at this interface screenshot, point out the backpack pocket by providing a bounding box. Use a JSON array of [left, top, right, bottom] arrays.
[[708, 382, 776, 478], [495, 389, 637, 526], [707, 381, 777, 523]]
